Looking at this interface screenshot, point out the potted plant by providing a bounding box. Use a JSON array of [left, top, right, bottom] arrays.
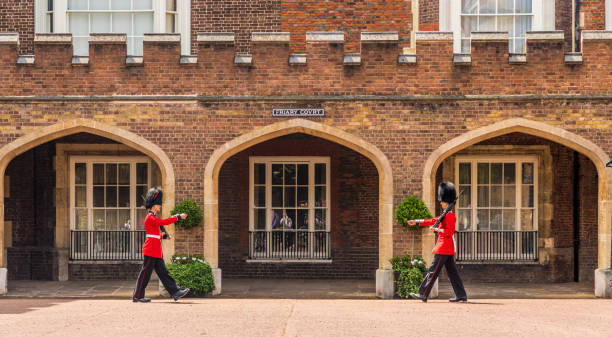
[[166, 254, 215, 296], [394, 195, 432, 228], [170, 199, 203, 229], [390, 254, 428, 299]]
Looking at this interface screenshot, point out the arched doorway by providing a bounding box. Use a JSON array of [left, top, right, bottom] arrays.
[[422, 118, 612, 297], [204, 119, 395, 297], [0, 119, 175, 293]]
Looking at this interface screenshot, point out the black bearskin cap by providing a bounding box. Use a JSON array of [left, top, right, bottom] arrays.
[[438, 182, 457, 204], [145, 187, 163, 209]]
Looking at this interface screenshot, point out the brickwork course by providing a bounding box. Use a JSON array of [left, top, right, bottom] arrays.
[[0, 1, 610, 290]]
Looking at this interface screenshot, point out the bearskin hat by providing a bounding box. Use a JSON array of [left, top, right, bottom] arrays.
[[145, 187, 163, 209], [438, 182, 457, 204]]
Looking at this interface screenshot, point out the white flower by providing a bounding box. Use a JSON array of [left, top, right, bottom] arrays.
[[182, 256, 187, 260], [198, 259, 204, 263], [192, 257, 196, 261]]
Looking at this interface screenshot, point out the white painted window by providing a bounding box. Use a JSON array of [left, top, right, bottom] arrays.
[[70, 156, 150, 231], [249, 157, 331, 260], [36, 0, 191, 56], [607, 0, 612, 30]]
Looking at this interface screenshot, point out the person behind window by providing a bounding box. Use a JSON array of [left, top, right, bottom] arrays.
[[280, 211, 294, 248]]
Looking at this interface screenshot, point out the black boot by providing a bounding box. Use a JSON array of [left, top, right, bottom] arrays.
[[449, 297, 468, 302], [173, 288, 190, 301], [133, 297, 151, 303], [409, 293, 427, 303]]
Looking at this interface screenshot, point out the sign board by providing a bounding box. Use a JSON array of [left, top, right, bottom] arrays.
[[272, 109, 324, 117]]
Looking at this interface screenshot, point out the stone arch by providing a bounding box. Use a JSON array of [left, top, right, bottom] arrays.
[[204, 119, 394, 296], [0, 118, 176, 270], [422, 118, 612, 273]]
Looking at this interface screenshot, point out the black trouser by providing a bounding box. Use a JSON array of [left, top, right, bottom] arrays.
[[133, 255, 180, 299], [418, 254, 467, 299]]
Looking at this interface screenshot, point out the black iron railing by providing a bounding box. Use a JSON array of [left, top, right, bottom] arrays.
[[70, 230, 145, 261], [455, 231, 538, 262], [249, 231, 331, 260]]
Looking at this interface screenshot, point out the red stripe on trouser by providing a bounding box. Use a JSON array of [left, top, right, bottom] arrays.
[[136, 258, 152, 298], [424, 257, 443, 296]]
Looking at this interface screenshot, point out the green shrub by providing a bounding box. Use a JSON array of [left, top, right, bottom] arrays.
[[166, 254, 215, 296], [390, 254, 428, 299], [170, 200, 203, 229], [394, 195, 432, 228]]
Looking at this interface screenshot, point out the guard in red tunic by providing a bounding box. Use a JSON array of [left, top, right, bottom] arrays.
[[407, 182, 467, 303], [133, 187, 190, 303]]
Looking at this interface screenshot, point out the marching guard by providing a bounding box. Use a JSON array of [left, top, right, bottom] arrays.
[[133, 187, 190, 303], [407, 182, 467, 303]]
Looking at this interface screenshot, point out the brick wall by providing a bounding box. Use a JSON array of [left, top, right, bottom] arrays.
[[69, 264, 142, 280], [0, 0, 34, 54], [419, 0, 438, 31], [557, 0, 574, 51], [582, 0, 606, 30], [217, 133, 379, 278], [578, 154, 598, 282]]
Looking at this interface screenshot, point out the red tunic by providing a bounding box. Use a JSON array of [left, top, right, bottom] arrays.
[[142, 212, 179, 258], [420, 211, 456, 255]]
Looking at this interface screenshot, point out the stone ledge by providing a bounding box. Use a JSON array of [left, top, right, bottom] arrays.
[[582, 30, 612, 40], [34, 33, 72, 44], [71, 55, 89, 66], [306, 31, 345, 43], [343, 53, 361, 65], [595, 268, 612, 298], [289, 53, 306, 65], [179, 55, 197, 64], [471, 31, 509, 42], [398, 53, 416, 64], [197, 32, 235, 44], [126, 56, 143, 66], [453, 53, 471, 65], [89, 33, 126, 44], [509, 54, 527, 64], [143, 33, 180, 43], [564, 52, 583, 64], [234, 53, 252, 65], [252, 32, 290, 43], [17, 54, 35, 65], [0, 33, 19, 45], [0, 268, 6, 295], [361, 32, 399, 43], [415, 31, 453, 41], [526, 30, 565, 42]]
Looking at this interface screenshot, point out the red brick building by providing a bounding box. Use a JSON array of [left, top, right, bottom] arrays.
[[0, 0, 611, 298]]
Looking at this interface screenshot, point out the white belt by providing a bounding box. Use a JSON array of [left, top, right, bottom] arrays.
[[146, 234, 161, 239]]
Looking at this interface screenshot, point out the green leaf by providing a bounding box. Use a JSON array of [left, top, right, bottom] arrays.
[[394, 195, 432, 228], [170, 199, 203, 229]]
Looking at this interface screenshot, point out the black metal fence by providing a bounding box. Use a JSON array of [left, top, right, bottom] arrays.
[[70, 230, 145, 261], [455, 231, 538, 262], [249, 231, 331, 260]]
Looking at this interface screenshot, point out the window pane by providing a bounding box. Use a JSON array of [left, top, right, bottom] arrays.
[[520, 209, 534, 230], [166, 0, 177, 11], [514, 38, 525, 53], [479, 0, 495, 13], [477, 163, 489, 184], [136, 185, 146, 207], [522, 163, 534, 184], [254, 209, 266, 230], [458, 185, 471, 207], [284, 165, 296, 185], [477, 209, 489, 230], [490, 185, 502, 207], [315, 209, 326, 230], [457, 209, 471, 231], [479, 16, 495, 31], [497, 0, 513, 13], [93, 209, 105, 230], [76, 186, 86, 207], [118, 209, 131, 229], [272, 164, 282, 185], [93, 186, 105, 207], [90, 0, 109, 10], [106, 164, 117, 185], [68, 0, 88, 10], [503, 209, 516, 230], [297, 209, 308, 230], [503, 186, 516, 207], [297, 187, 308, 207], [136, 208, 146, 230], [282, 210, 295, 229], [48, 0, 54, 11], [459, 163, 471, 184], [165, 13, 176, 33], [515, 15, 531, 37], [504, 163, 516, 184], [134, 12, 153, 35], [461, 39, 471, 53], [106, 209, 118, 230], [118, 163, 130, 185], [75, 163, 86, 184], [254, 186, 265, 207], [521, 185, 534, 207], [254, 164, 265, 185], [69, 13, 89, 35], [91, 13, 111, 33], [134, 0, 153, 10], [284, 187, 296, 207], [272, 186, 282, 207], [297, 164, 308, 185], [111, 0, 130, 10], [516, 0, 532, 13], [75, 208, 88, 230], [106, 186, 117, 207], [461, 16, 477, 38], [477, 186, 489, 207], [315, 186, 326, 207], [136, 163, 148, 184], [490, 163, 502, 184], [94, 164, 105, 184], [112, 13, 132, 34], [118, 186, 130, 207], [271, 209, 282, 229], [490, 209, 502, 230], [315, 163, 326, 184], [462, 0, 478, 14]]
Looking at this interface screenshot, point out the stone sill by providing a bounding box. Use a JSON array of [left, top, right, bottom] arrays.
[[361, 32, 399, 43], [415, 31, 453, 41], [246, 259, 333, 264], [251, 32, 290, 43], [306, 31, 345, 43], [343, 53, 361, 65], [289, 54, 307, 65], [69, 260, 142, 265], [398, 54, 416, 64], [457, 261, 540, 265], [197, 32, 235, 44]]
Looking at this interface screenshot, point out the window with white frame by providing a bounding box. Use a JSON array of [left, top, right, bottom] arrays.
[[70, 157, 150, 231], [249, 157, 330, 259], [36, 0, 191, 56]]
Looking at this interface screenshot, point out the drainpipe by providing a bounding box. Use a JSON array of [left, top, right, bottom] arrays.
[[573, 151, 580, 282]]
